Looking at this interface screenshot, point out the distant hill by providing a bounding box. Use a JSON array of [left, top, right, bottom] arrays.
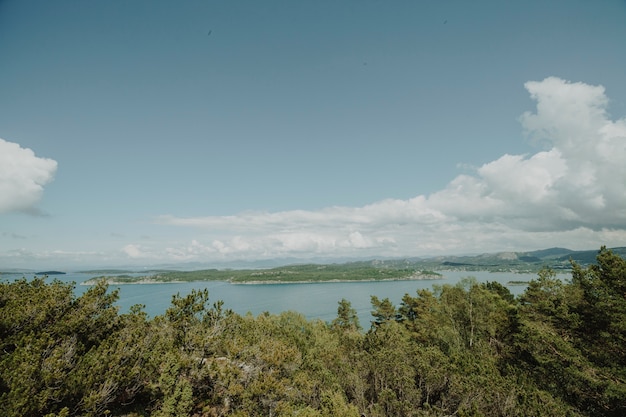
[[77, 246, 626, 285], [524, 247, 575, 258], [555, 247, 626, 265], [415, 246, 626, 272]]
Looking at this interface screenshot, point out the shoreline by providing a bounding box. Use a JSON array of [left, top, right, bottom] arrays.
[[80, 279, 186, 286], [230, 275, 445, 285], [80, 274, 444, 286]]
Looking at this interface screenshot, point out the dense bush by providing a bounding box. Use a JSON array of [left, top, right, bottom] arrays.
[[1, 247, 624, 416]]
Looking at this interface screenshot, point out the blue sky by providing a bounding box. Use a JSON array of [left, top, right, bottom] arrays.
[[2, 0, 626, 269]]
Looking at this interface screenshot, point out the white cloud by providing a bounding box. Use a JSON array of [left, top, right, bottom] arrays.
[[122, 244, 155, 259], [0, 247, 109, 269], [141, 77, 626, 262], [0, 138, 58, 214], [425, 77, 626, 231]]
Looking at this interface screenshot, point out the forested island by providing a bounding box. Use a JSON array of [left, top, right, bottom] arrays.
[[81, 262, 442, 285], [1, 247, 625, 416], [80, 246, 626, 286]]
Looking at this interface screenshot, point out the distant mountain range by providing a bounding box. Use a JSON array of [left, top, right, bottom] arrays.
[[3, 247, 625, 275]]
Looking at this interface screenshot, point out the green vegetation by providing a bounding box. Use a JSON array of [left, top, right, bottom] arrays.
[[82, 262, 442, 285], [2, 246, 625, 416], [80, 247, 626, 286], [419, 246, 626, 273]]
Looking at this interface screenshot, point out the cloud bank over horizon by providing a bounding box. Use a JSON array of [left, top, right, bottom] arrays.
[[151, 77, 626, 262], [0, 138, 57, 215], [3, 77, 626, 268]]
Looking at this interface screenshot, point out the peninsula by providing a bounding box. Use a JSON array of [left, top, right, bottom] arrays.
[[81, 261, 442, 285]]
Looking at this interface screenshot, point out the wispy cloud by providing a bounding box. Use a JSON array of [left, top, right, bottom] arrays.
[[2, 232, 28, 240], [143, 77, 625, 261], [0, 139, 57, 215], [122, 244, 158, 260], [0, 248, 110, 269]]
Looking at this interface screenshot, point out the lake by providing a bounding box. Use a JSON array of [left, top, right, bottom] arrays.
[[2, 270, 567, 326]]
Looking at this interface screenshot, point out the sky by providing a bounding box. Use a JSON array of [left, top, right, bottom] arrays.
[[1, 0, 626, 270]]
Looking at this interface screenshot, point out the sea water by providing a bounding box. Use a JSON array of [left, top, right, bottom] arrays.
[[2, 270, 567, 326]]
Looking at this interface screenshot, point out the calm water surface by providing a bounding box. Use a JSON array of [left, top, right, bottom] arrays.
[[4, 270, 568, 326]]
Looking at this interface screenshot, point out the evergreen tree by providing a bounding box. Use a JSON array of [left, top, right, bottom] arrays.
[[332, 298, 361, 332], [1, 247, 625, 416]]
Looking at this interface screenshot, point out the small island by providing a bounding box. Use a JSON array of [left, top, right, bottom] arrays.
[[35, 271, 66, 275]]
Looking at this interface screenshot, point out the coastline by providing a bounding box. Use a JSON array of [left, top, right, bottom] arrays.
[[80, 279, 186, 286], [80, 273, 443, 286], [230, 274, 445, 285]]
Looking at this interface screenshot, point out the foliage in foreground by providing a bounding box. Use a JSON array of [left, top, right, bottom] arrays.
[[1, 247, 625, 416]]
